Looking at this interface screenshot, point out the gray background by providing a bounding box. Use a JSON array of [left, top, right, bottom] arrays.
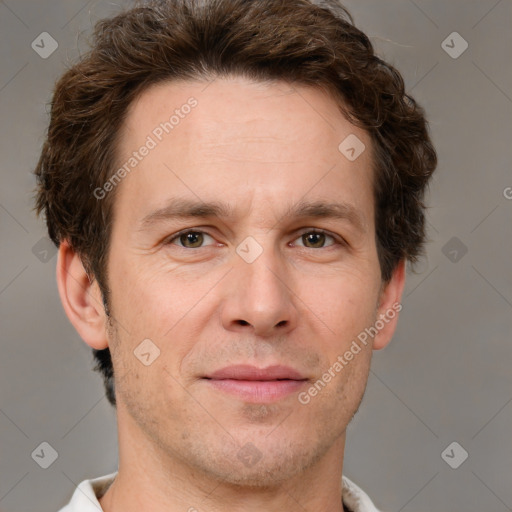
[[1, 1, 511, 511]]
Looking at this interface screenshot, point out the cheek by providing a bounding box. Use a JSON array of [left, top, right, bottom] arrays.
[[107, 259, 211, 380], [109, 257, 183, 328], [302, 272, 379, 339]]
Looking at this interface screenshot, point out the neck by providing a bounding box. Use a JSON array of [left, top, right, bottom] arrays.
[[99, 403, 347, 512]]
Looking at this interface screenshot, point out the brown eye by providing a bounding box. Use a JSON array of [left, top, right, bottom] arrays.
[[168, 230, 215, 248], [180, 232, 203, 248], [295, 230, 336, 249]]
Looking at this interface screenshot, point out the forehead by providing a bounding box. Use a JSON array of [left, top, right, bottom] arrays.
[[121, 76, 368, 151], [113, 76, 375, 229]]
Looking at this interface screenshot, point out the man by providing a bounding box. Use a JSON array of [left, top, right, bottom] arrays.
[[34, 0, 437, 510]]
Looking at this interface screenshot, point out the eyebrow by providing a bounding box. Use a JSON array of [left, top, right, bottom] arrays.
[[138, 197, 366, 233]]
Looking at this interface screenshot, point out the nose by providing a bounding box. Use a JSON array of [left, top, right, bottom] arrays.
[[220, 243, 299, 338]]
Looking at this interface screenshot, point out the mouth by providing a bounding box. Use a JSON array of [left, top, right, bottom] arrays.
[[202, 364, 309, 402]]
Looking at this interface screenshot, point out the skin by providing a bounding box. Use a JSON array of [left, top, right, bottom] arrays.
[[57, 76, 405, 512]]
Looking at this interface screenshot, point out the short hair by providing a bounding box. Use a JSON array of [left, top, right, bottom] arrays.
[[34, 0, 437, 407]]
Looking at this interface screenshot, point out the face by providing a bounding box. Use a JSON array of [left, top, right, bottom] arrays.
[[104, 76, 388, 486]]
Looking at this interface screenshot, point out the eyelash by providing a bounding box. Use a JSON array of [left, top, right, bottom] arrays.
[[165, 228, 346, 250]]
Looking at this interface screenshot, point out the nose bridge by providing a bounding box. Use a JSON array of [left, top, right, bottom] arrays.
[[221, 235, 298, 336]]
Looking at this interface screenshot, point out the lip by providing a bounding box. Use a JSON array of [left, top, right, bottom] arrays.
[[206, 364, 307, 381], [203, 365, 308, 403]]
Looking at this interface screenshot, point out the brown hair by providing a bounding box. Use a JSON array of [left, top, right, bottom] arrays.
[[34, 0, 437, 407]]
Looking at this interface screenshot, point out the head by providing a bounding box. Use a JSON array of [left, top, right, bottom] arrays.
[[34, 0, 436, 486]]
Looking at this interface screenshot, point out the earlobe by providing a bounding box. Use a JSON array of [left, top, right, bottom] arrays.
[[56, 240, 109, 350], [372, 259, 406, 351]]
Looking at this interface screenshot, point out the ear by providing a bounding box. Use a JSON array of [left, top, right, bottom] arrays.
[[372, 259, 406, 350], [56, 240, 109, 350]]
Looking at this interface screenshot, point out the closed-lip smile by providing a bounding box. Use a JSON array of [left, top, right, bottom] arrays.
[[203, 364, 308, 402]]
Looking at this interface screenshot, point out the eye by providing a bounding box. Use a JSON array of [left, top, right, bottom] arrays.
[[166, 230, 216, 248], [164, 228, 343, 250], [293, 229, 339, 249]]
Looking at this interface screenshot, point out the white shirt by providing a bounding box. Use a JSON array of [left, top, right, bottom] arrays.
[[57, 471, 382, 512]]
